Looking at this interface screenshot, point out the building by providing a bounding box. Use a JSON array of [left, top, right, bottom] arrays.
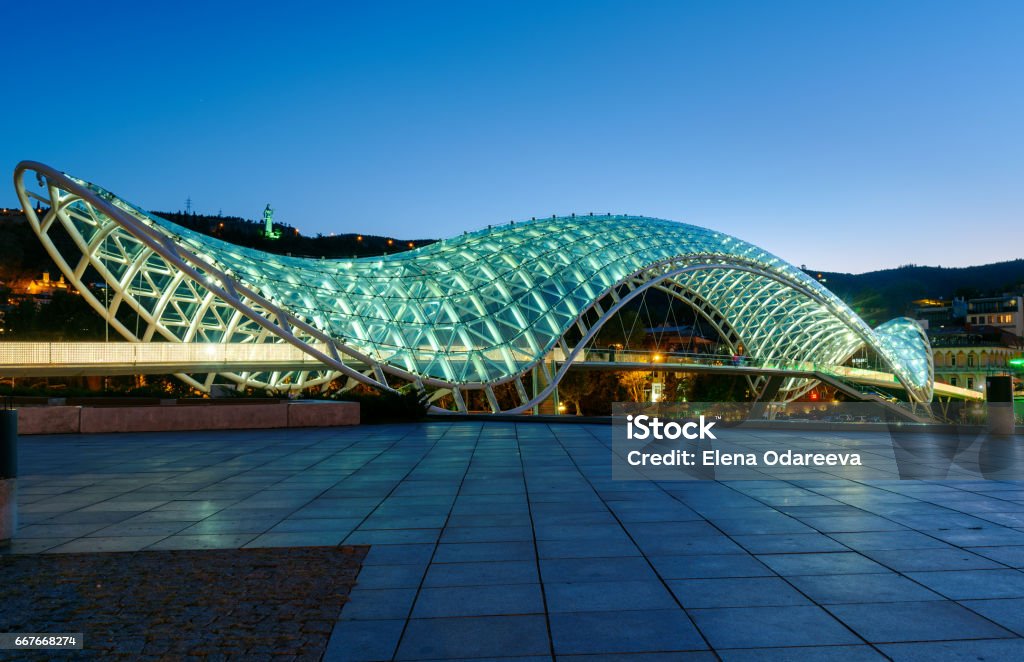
[[931, 326, 1023, 393], [15, 161, 937, 412], [966, 294, 1023, 337], [911, 297, 966, 330], [4, 271, 75, 309], [642, 325, 718, 353]]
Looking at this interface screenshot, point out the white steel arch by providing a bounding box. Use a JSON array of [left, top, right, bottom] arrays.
[[14, 161, 935, 412]]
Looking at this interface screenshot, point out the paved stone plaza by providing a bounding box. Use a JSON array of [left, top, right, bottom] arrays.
[[5, 422, 1024, 660]]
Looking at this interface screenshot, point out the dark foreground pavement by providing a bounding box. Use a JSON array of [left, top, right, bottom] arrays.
[[4, 422, 1024, 660]]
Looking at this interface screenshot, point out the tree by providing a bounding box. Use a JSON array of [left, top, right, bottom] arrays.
[[4, 299, 38, 337], [557, 370, 590, 415], [618, 370, 651, 402], [662, 371, 693, 403], [690, 374, 746, 402]]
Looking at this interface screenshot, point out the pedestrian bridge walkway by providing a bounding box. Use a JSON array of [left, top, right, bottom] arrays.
[[0, 341, 351, 377], [553, 348, 985, 402], [0, 341, 985, 402]]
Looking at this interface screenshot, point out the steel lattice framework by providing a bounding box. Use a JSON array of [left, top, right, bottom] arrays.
[[14, 161, 934, 412]]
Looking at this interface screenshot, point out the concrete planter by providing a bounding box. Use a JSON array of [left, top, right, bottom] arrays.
[[15, 400, 359, 435]]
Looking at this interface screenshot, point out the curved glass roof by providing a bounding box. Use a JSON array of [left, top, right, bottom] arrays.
[[16, 163, 936, 407]]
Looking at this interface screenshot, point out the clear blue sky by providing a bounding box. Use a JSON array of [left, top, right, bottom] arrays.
[[2, 0, 1022, 273]]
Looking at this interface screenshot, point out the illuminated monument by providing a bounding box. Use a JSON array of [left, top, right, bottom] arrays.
[[14, 161, 933, 412], [260, 204, 281, 240]]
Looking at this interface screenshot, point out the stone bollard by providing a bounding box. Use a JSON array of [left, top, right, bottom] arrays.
[[0, 404, 17, 544], [986, 375, 1015, 436]]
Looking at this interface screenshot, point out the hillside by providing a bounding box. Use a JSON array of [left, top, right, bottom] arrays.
[[0, 208, 433, 284], [804, 261, 1024, 325], [3, 208, 1022, 328]]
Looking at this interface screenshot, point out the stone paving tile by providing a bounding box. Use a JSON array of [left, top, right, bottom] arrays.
[[785, 573, 944, 604], [647, 553, 775, 579], [339, 588, 419, 621], [545, 579, 677, 613], [433, 541, 536, 563], [0, 537, 72, 554], [362, 543, 438, 566], [440, 525, 535, 543], [731, 532, 850, 554], [181, 517, 282, 535], [361, 514, 451, 530], [269, 517, 363, 533], [826, 530, 951, 551], [539, 556, 657, 583], [412, 584, 544, 618], [688, 605, 860, 649], [878, 638, 1024, 661], [961, 598, 1024, 636], [354, 563, 429, 589], [756, 552, 889, 576], [966, 545, 1024, 567], [549, 609, 707, 655], [710, 514, 816, 536], [424, 560, 539, 587], [325, 618, 405, 661], [826, 600, 1014, 643], [345, 528, 442, 545], [88, 520, 196, 537], [975, 512, 1024, 527], [717, 645, 886, 661], [905, 569, 1024, 600], [445, 513, 533, 528], [862, 546, 1006, 572], [15, 522, 109, 538], [145, 533, 259, 550], [797, 514, 908, 533], [667, 577, 811, 608], [245, 530, 351, 548], [396, 615, 550, 660], [928, 527, 1024, 547], [47, 535, 171, 553], [555, 654, 714, 661], [538, 538, 644, 559]]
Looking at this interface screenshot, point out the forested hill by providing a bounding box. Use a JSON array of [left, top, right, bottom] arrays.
[[2, 206, 1022, 324], [803, 260, 1024, 326], [0, 208, 435, 283]]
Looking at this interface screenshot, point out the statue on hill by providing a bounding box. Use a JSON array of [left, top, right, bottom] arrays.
[[261, 204, 281, 240]]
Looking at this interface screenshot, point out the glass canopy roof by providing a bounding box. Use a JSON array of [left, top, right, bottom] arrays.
[[15, 162, 935, 410]]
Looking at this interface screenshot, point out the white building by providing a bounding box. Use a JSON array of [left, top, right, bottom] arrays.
[[967, 294, 1023, 337]]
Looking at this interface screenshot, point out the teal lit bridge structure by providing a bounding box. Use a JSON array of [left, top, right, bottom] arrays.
[[14, 161, 956, 413]]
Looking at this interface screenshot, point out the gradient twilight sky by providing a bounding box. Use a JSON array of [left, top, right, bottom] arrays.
[[2, 0, 1022, 273]]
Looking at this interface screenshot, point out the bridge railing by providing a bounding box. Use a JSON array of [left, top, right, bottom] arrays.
[[559, 348, 821, 372], [0, 341, 337, 369]]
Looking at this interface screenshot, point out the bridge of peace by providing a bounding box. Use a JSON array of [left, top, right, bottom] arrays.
[[5, 162, 1024, 661], [7, 161, 988, 419]]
